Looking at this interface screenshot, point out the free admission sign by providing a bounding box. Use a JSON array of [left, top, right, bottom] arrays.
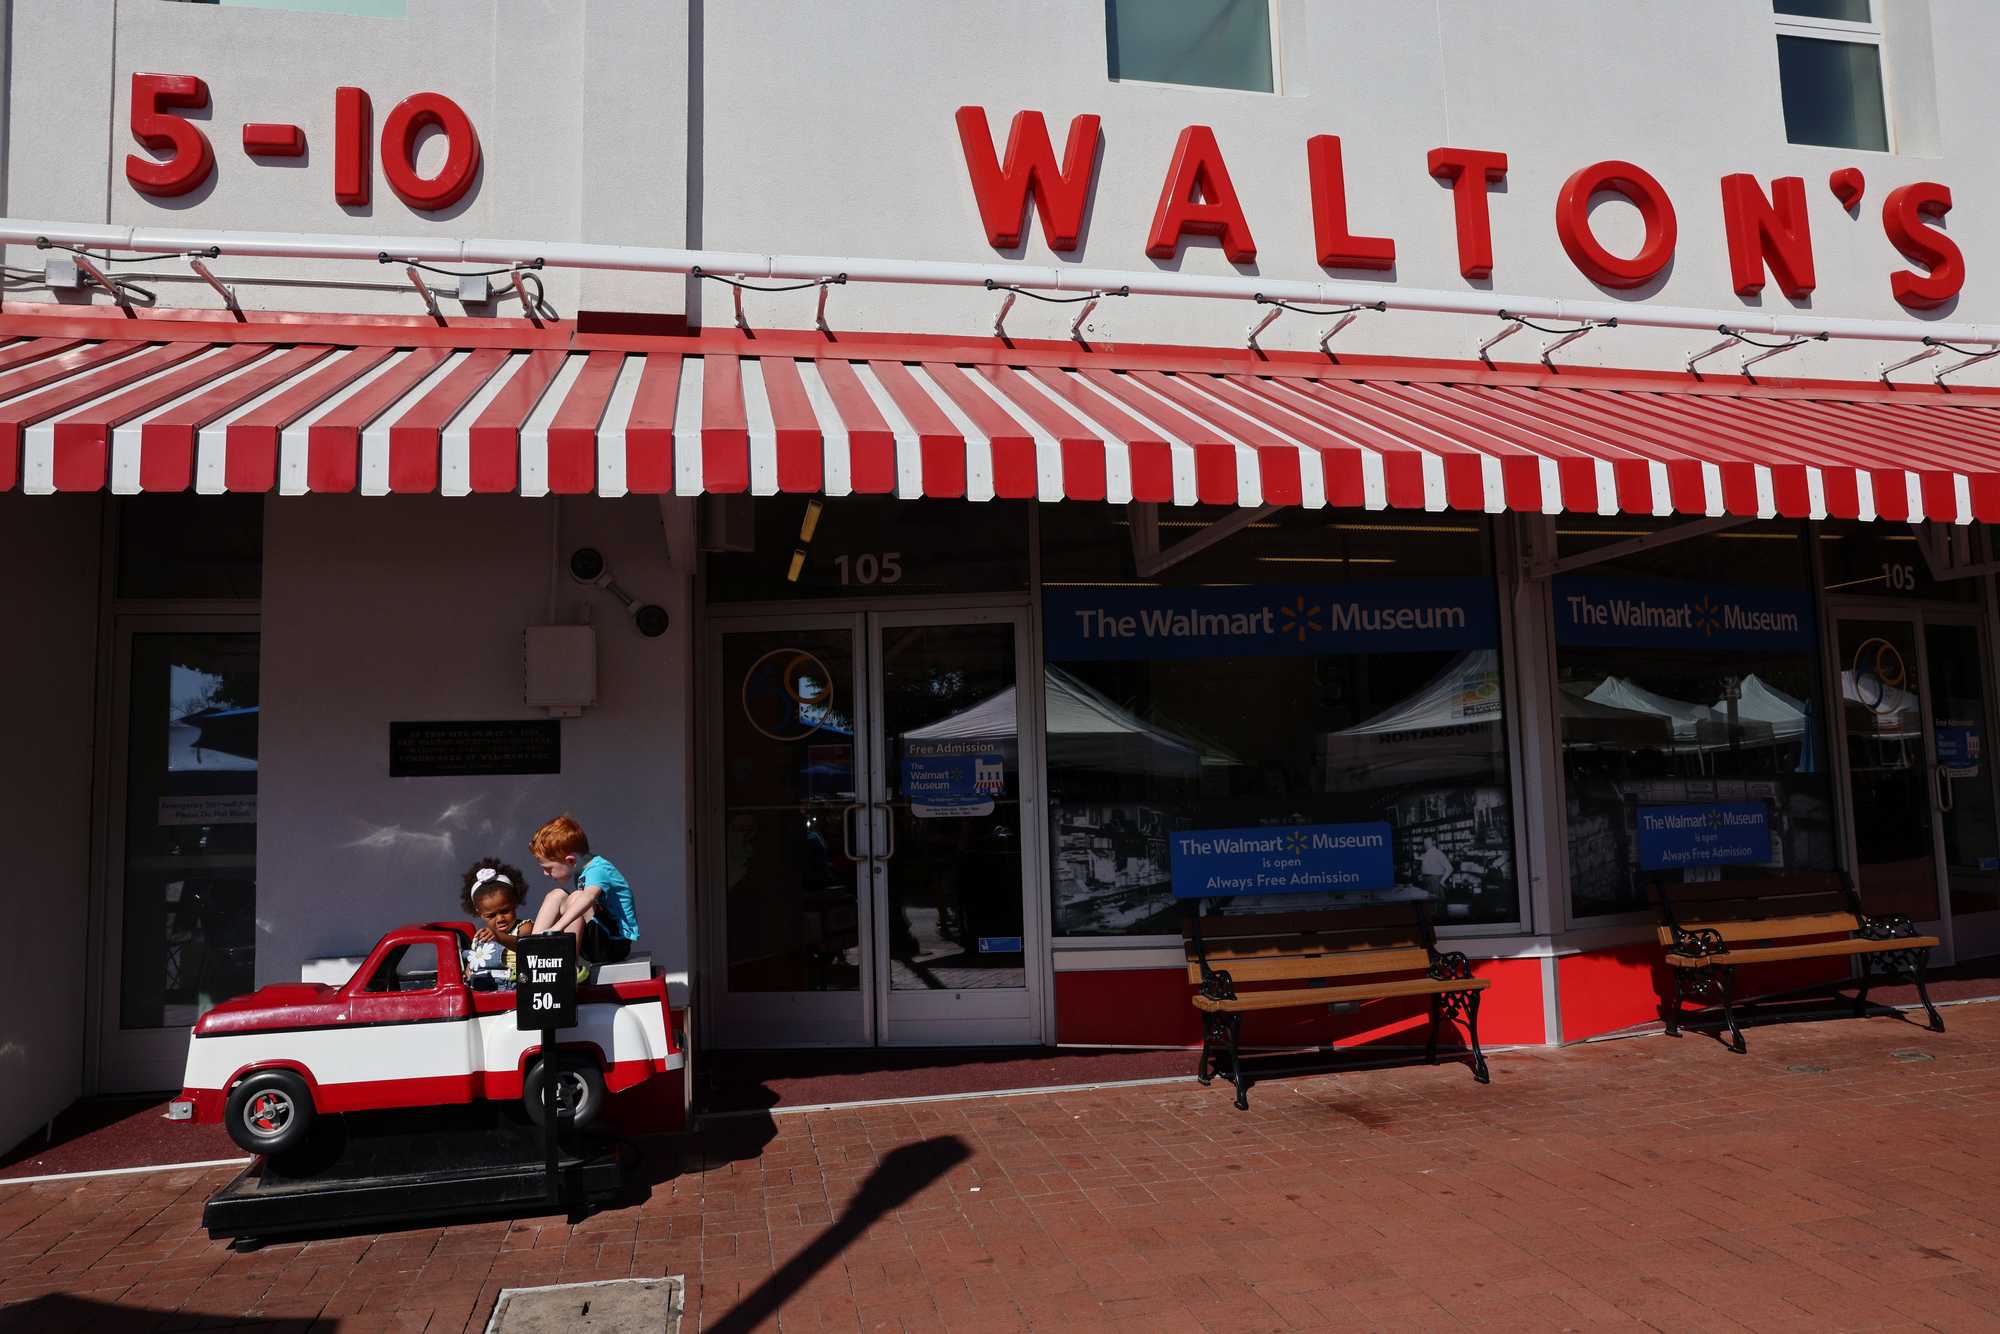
[[1169, 823, 1394, 899]]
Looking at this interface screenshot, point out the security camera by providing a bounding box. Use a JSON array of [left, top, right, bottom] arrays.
[[567, 546, 670, 638]]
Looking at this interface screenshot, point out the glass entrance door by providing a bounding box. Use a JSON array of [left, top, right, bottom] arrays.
[[98, 620, 261, 1091], [708, 609, 1043, 1048], [1926, 619, 2000, 959], [871, 610, 1041, 1046], [714, 621, 872, 1045], [1832, 610, 2000, 963], [1836, 615, 1942, 934]]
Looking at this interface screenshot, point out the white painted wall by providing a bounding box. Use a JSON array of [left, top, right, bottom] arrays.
[[256, 494, 693, 988], [692, 0, 1983, 378], [0, 494, 101, 1153], [2, 0, 688, 320]]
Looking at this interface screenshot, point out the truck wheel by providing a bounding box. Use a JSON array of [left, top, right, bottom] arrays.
[[524, 1057, 605, 1129], [224, 1070, 316, 1156]]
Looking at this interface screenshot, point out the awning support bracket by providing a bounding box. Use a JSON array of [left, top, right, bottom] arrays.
[[1247, 296, 1383, 359], [1739, 332, 1824, 380], [1071, 295, 1101, 346], [70, 253, 132, 312], [1523, 514, 1749, 581], [993, 289, 1016, 341], [1880, 343, 1941, 383], [187, 257, 243, 321], [1687, 328, 1742, 375], [1131, 502, 1280, 578], [403, 265, 445, 326], [1936, 348, 2000, 384], [1914, 522, 1995, 579], [1478, 317, 1523, 367]]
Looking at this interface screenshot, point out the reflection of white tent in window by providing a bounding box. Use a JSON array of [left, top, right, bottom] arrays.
[[1585, 676, 1720, 739], [901, 667, 1218, 776], [1327, 651, 1671, 788], [1719, 674, 1809, 740]]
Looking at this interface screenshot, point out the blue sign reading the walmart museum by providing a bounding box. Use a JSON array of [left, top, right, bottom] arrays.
[[1169, 823, 1394, 898], [1636, 803, 1771, 871], [1043, 580, 1496, 662], [1554, 576, 1814, 651], [902, 745, 1006, 819]]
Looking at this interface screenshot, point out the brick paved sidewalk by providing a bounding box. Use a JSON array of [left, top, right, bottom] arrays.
[[7, 1001, 2000, 1332]]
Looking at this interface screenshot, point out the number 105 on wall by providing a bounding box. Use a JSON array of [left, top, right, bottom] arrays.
[[835, 553, 902, 586]]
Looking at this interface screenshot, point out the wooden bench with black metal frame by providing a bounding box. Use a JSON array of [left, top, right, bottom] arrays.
[[1185, 901, 1491, 1110], [1654, 872, 1945, 1052]]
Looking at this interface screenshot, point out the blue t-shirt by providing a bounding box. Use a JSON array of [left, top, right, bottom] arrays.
[[580, 855, 639, 941]]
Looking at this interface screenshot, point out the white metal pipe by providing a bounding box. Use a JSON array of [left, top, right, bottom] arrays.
[[7, 215, 2000, 347]]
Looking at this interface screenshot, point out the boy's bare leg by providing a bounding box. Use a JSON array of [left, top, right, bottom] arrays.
[[531, 888, 568, 934]]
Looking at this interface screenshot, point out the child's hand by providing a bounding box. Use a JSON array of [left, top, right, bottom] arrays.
[[473, 926, 495, 945]]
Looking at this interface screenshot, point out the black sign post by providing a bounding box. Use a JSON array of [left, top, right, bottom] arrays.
[[515, 933, 578, 1204]]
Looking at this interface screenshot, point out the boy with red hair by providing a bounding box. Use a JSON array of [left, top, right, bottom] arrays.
[[528, 815, 638, 974]]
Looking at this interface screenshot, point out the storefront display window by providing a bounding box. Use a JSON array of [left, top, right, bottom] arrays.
[[1555, 520, 1838, 919], [1039, 509, 1520, 935]]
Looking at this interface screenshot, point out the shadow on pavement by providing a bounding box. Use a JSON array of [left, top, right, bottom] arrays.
[[705, 1136, 972, 1334]]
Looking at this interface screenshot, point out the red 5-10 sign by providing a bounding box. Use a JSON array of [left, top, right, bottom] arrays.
[[126, 72, 481, 212]]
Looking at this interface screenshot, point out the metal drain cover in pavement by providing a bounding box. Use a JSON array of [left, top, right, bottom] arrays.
[[486, 1277, 683, 1333]]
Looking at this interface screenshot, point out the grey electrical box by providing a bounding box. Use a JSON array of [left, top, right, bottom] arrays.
[[524, 625, 596, 716]]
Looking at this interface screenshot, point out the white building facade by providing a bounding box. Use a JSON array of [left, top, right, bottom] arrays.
[[7, 0, 2000, 1148]]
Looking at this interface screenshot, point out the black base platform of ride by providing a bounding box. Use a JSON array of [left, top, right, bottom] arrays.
[[201, 1104, 622, 1242]]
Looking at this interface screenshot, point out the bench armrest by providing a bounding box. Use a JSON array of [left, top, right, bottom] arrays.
[[1858, 913, 1919, 941], [1427, 950, 1475, 982], [1665, 925, 1727, 960], [1198, 967, 1237, 1002]]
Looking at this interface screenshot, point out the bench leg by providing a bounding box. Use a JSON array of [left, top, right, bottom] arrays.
[[1719, 965, 1746, 1053], [1426, 994, 1442, 1066], [1853, 955, 1872, 1018], [1464, 989, 1490, 1084], [1910, 953, 1946, 1033], [1197, 1011, 1221, 1085], [1662, 969, 1684, 1037], [1222, 1013, 1249, 1110]]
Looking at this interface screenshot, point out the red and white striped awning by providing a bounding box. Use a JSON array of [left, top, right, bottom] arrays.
[[8, 323, 2000, 523]]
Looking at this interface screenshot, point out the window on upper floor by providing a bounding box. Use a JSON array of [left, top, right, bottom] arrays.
[[1774, 0, 1889, 151], [1105, 0, 1275, 94]]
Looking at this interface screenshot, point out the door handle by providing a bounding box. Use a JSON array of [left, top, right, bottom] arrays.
[[841, 803, 865, 860], [873, 803, 896, 861], [1937, 762, 1956, 813]]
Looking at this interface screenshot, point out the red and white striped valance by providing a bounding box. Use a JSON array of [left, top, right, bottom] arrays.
[[7, 327, 2000, 523]]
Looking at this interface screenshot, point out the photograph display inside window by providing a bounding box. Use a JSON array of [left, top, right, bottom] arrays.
[[1039, 510, 1519, 935], [1554, 523, 1837, 918]]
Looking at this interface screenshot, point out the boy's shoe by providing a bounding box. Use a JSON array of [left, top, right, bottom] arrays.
[[576, 961, 592, 985]]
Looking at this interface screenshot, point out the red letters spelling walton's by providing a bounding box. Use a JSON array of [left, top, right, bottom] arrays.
[[954, 107, 1966, 313]]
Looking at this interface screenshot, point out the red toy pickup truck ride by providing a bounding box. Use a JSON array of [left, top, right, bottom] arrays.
[[168, 922, 682, 1155]]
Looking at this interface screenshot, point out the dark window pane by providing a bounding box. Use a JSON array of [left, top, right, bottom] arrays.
[[1818, 522, 1975, 601], [117, 495, 264, 599], [1777, 35, 1888, 151], [1775, 0, 1871, 21], [1042, 509, 1519, 935], [1552, 523, 1837, 919], [1106, 0, 1274, 93]]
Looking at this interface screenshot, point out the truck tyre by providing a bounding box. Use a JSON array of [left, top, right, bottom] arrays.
[[523, 1056, 605, 1129], [224, 1070, 317, 1156]]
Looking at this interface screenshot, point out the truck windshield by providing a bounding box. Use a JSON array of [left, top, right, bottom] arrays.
[[364, 941, 440, 993]]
